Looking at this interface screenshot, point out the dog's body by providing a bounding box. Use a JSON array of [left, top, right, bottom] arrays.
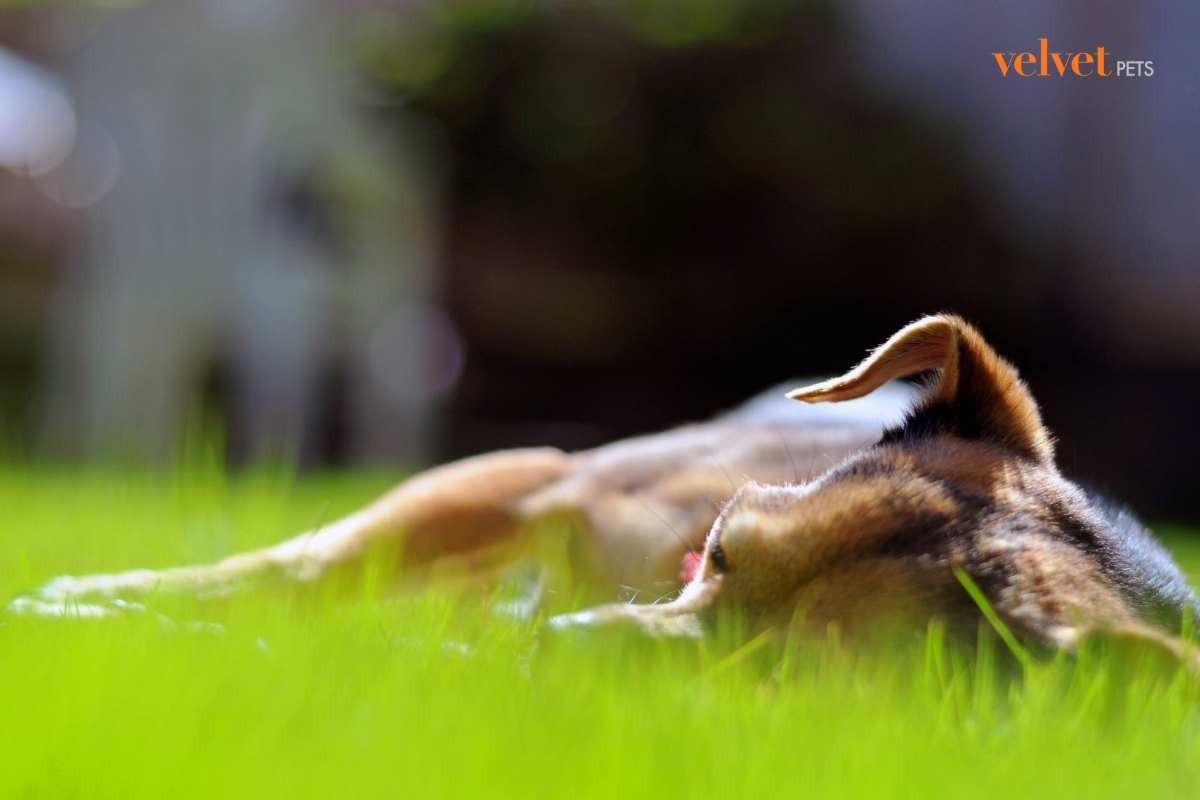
[[11, 316, 1199, 662]]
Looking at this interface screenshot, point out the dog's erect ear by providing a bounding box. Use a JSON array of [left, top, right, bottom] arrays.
[[788, 315, 1053, 462]]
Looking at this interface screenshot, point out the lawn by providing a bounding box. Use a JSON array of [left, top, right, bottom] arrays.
[[3, 457, 1200, 799]]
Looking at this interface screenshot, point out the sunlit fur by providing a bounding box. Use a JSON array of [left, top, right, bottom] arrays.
[[671, 315, 1199, 658]]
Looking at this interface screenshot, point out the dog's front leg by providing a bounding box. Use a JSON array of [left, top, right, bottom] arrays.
[[8, 448, 574, 617]]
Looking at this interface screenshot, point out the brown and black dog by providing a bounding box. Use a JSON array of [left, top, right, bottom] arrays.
[[9, 315, 1199, 661]]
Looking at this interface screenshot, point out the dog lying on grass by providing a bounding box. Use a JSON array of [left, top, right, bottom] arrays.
[[9, 315, 1199, 663]]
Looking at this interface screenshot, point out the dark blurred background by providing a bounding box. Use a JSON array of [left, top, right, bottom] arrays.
[[1, 0, 1197, 517]]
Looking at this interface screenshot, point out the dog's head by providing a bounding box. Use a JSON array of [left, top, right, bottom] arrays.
[[551, 314, 1072, 638]]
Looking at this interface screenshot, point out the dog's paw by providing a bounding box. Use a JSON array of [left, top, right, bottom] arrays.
[[5, 593, 121, 619], [4, 591, 225, 635], [34, 570, 159, 603]]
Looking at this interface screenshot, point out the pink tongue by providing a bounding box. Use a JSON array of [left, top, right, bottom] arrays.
[[678, 551, 704, 584]]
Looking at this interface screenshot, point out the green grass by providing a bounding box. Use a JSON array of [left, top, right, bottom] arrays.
[[4, 459, 1200, 798]]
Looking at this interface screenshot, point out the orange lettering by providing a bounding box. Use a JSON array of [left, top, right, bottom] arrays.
[[1050, 51, 1072, 75], [995, 41, 1109, 78], [1072, 52, 1094, 76]]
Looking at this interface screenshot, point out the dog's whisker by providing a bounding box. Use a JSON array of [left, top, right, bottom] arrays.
[[634, 497, 692, 552], [774, 425, 802, 484], [709, 459, 739, 493]]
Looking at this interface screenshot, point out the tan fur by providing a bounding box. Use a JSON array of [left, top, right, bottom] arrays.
[[10, 315, 1197, 671], [706, 474, 960, 614], [789, 315, 1053, 462]]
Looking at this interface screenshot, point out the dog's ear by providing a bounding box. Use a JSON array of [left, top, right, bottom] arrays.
[[788, 315, 1053, 462]]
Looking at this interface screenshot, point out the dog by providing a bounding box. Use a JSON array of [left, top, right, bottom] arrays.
[[9, 315, 1199, 663]]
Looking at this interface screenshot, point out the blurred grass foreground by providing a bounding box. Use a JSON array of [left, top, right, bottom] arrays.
[[4, 459, 1200, 798]]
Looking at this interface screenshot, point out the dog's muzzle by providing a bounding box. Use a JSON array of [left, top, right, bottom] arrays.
[[546, 576, 721, 638]]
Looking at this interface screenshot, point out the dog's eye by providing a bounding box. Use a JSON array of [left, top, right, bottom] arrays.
[[709, 541, 728, 573]]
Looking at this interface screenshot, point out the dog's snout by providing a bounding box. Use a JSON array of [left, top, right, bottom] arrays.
[[546, 604, 702, 639], [546, 577, 722, 639], [546, 608, 607, 632]]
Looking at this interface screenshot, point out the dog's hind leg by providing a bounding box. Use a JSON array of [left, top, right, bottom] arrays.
[[8, 448, 574, 617]]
